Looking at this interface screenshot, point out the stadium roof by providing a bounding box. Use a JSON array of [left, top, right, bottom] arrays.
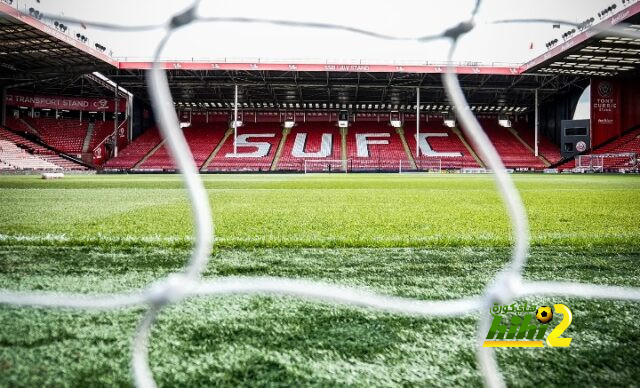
[[0, 4, 114, 77], [523, 3, 640, 78], [2, 1, 640, 112]]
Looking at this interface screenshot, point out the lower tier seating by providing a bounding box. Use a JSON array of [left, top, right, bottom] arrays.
[[206, 123, 282, 172], [24, 117, 88, 156], [91, 119, 568, 173], [404, 122, 479, 169], [6, 116, 38, 136], [558, 127, 640, 171], [346, 123, 409, 171], [0, 140, 61, 170], [513, 122, 562, 164], [595, 127, 640, 155], [89, 121, 117, 150], [104, 127, 162, 169], [474, 119, 545, 169], [139, 123, 227, 170], [0, 127, 87, 170], [277, 123, 342, 171]]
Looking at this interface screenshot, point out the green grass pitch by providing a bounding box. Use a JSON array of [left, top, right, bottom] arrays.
[[0, 173, 639, 386]]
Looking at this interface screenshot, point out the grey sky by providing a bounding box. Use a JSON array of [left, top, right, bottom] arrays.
[[20, 0, 612, 64]]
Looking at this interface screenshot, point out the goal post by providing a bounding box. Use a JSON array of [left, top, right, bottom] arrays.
[[413, 157, 442, 173], [303, 159, 348, 173], [576, 153, 638, 172]]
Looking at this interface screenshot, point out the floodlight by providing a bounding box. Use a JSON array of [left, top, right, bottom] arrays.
[[443, 118, 456, 128], [390, 110, 402, 128], [338, 110, 349, 127], [498, 118, 512, 128]]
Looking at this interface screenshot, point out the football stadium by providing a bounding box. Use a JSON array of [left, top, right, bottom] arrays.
[[1, 0, 640, 387]]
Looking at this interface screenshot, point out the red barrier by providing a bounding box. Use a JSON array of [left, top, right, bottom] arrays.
[[92, 141, 107, 165]]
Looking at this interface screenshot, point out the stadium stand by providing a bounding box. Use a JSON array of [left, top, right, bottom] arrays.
[[0, 127, 87, 170], [0, 160, 13, 170], [558, 127, 640, 171], [89, 120, 117, 150], [346, 123, 409, 171], [474, 119, 545, 169], [5, 116, 38, 136], [2, 114, 567, 173], [138, 123, 227, 170], [594, 127, 640, 155], [404, 121, 480, 169], [206, 123, 282, 172], [24, 117, 88, 156], [512, 121, 563, 164], [104, 127, 162, 169], [276, 122, 342, 171], [0, 139, 61, 170]]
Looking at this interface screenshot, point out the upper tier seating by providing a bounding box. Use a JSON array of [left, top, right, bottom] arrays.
[[139, 123, 227, 170], [473, 119, 545, 169], [0, 139, 61, 170], [346, 123, 409, 171], [512, 122, 562, 164], [104, 127, 162, 169], [206, 123, 282, 172], [404, 122, 479, 169], [24, 117, 88, 156], [277, 122, 342, 171]]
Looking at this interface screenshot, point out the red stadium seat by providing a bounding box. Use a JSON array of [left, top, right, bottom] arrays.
[[346, 123, 409, 171], [404, 121, 479, 169], [558, 127, 640, 171], [24, 117, 88, 156], [512, 121, 562, 164], [276, 122, 342, 171], [90, 121, 117, 150], [206, 123, 282, 172], [0, 127, 87, 170], [139, 123, 227, 170], [104, 127, 162, 169], [472, 119, 546, 169]]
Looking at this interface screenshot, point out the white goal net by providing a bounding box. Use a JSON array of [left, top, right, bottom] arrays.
[[3, 3, 640, 388], [414, 157, 442, 173], [398, 158, 442, 173], [304, 159, 348, 173], [576, 153, 638, 172]]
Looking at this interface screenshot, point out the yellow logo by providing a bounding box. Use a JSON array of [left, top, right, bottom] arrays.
[[483, 303, 572, 348]]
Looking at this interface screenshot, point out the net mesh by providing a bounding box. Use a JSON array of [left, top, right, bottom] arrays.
[[2, 2, 640, 388], [304, 159, 346, 173], [413, 157, 442, 172], [576, 152, 638, 172]]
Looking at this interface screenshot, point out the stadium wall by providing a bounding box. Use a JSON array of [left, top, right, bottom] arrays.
[[591, 78, 622, 147], [591, 78, 640, 148], [621, 80, 640, 136], [537, 83, 585, 146], [131, 97, 148, 140]]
